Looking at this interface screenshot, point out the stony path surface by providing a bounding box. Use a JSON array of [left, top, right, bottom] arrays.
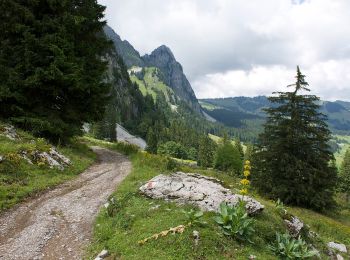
[[0, 147, 131, 260]]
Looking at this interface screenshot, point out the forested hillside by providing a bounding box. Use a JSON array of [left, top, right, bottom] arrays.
[[201, 96, 350, 135]]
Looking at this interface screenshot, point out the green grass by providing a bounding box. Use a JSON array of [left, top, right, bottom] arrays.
[[87, 140, 350, 259], [199, 101, 221, 111], [0, 124, 96, 211], [130, 67, 176, 104]]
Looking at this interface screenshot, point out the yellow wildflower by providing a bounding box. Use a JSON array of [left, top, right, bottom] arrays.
[[240, 189, 248, 195], [240, 179, 250, 186], [244, 164, 251, 170], [243, 170, 250, 177]]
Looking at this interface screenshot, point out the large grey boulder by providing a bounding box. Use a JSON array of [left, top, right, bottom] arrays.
[[139, 172, 264, 215]]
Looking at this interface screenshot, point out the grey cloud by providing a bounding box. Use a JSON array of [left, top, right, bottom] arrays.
[[98, 0, 350, 100]]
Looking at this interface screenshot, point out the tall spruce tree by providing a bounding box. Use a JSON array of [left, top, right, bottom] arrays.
[[340, 147, 350, 203], [253, 66, 337, 210], [198, 135, 216, 168], [0, 0, 111, 143], [234, 138, 244, 161]]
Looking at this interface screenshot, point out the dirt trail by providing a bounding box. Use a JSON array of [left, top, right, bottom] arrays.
[[0, 147, 131, 260]]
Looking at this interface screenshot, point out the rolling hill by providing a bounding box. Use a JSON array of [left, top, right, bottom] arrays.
[[201, 96, 350, 134]]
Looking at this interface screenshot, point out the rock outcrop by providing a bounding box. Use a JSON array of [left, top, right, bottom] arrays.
[[1, 125, 19, 140], [139, 172, 264, 215], [284, 216, 304, 238], [20, 147, 71, 170], [103, 25, 144, 68]]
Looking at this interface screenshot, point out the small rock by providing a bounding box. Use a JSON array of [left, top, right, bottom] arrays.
[[284, 216, 304, 237], [193, 230, 200, 247], [49, 147, 71, 165], [328, 242, 347, 253], [249, 255, 257, 260], [95, 249, 109, 259], [336, 254, 344, 260], [149, 204, 160, 210], [0, 155, 3, 163]]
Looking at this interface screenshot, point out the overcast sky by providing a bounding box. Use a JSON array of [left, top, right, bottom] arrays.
[[98, 0, 350, 101]]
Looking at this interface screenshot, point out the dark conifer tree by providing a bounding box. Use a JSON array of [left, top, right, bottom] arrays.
[[198, 135, 216, 168], [340, 147, 350, 203], [252, 66, 337, 210], [146, 127, 158, 154], [234, 138, 244, 161], [0, 0, 111, 143]]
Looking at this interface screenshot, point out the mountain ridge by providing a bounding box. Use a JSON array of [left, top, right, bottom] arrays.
[[201, 96, 350, 134], [104, 25, 201, 113]]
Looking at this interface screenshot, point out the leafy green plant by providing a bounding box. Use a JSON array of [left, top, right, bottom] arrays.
[[268, 232, 318, 259], [182, 209, 207, 227], [214, 202, 255, 243], [105, 192, 133, 217], [275, 198, 288, 216]]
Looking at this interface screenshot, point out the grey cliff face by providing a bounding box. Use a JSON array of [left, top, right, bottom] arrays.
[[103, 25, 144, 68], [143, 45, 201, 112]]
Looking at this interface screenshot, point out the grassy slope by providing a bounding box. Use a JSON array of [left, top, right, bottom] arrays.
[[199, 101, 221, 111], [209, 133, 247, 151], [0, 125, 96, 211], [87, 138, 350, 260], [130, 67, 176, 104]]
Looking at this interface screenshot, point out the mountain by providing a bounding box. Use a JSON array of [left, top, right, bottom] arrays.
[[104, 25, 201, 113], [142, 45, 201, 112], [103, 25, 144, 68], [201, 96, 350, 134], [93, 39, 145, 140]]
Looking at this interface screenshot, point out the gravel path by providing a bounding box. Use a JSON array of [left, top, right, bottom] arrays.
[[0, 147, 131, 260]]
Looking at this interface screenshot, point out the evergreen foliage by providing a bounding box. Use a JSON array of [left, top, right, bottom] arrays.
[[157, 141, 188, 159], [234, 138, 244, 161], [339, 147, 350, 202], [197, 135, 217, 167], [0, 0, 111, 143], [146, 127, 158, 154], [252, 67, 337, 210]]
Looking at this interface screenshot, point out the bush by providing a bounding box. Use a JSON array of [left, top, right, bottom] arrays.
[[214, 141, 242, 173], [268, 232, 317, 259], [157, 141, 188, 159], [214, 202, 255, 243]]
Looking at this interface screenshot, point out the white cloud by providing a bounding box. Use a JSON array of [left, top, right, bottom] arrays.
[[194, 60, 350, 100], [98, 0, 350, 101]]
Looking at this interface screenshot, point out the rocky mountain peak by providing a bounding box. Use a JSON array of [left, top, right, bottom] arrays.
[[104, 25, 202, 113], [103, 25, 144, 67], [148, 45, 176, 61]]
